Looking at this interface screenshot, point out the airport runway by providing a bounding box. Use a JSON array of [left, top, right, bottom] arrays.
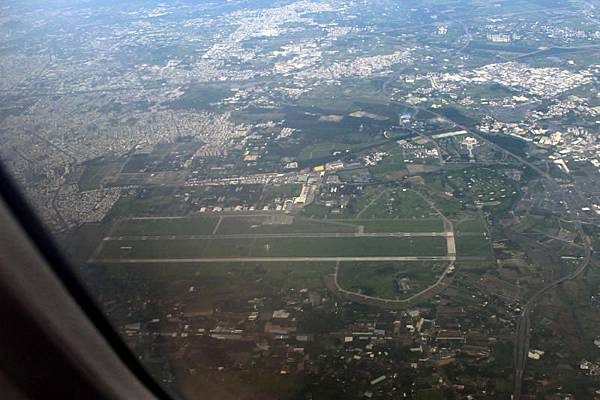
[[103, 232, 452, 241], [89, 256, 457, 263]]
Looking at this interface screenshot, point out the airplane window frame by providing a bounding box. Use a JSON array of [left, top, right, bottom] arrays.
[[0, 162, 174, 400]]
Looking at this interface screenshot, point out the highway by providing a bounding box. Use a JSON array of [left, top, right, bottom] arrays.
[[512, 232, 592, 399]]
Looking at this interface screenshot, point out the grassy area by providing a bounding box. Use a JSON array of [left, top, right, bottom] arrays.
[[435, 167, 519, 214], [298, 143, 340, 161], [369, 143, 407, 181], [455, 233, 494, 259], [432, 106, 479, 126], [217, 216, 444, 235], [455, 216, 487, 234], [346, 219, 444, 233], [62, 222, 111, 261], [100, 238, 208, 259], [98, 236, 447, 259], [487, 134, 529, 158], [169, 84, 232, 110], [108, 187, 189, 218], [110, 215, 444, 237], [100, 261, 332, 290], [338, 261, 447, 299], [301, 203, 356, 219], [513, 214, 560, 236], [303, 184, 458, 221], [114, 217, 219, 236], [121, 153, 158, 173], [358, 189, 439, 219], [216, 216, 358, 235]]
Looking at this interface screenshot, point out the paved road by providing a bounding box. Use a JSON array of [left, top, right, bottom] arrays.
[[456, 20, 473, 53]]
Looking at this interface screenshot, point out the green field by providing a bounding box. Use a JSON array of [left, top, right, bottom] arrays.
[[352, 219, 444, 233], [424, 167, 518, 214], [455, 233, 494, 259], [108, 187, 189, 217], [368, 144, 407, 181], [356, 188, 440, 219], [455, 216, 487, 234], [513, 214, 561, 236], [100, 261, 332, 290], [113, 215, 445, 236], [218, 216, 445, 235], [98, 236, 447, 259], [337, 261, 447, 299], [302, 185, 440, 219], [215, 216, 358, 235], [114, 217, 219, 236]]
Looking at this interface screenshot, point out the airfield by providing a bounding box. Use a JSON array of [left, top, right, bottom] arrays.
[[84, 194, 498, 305]]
